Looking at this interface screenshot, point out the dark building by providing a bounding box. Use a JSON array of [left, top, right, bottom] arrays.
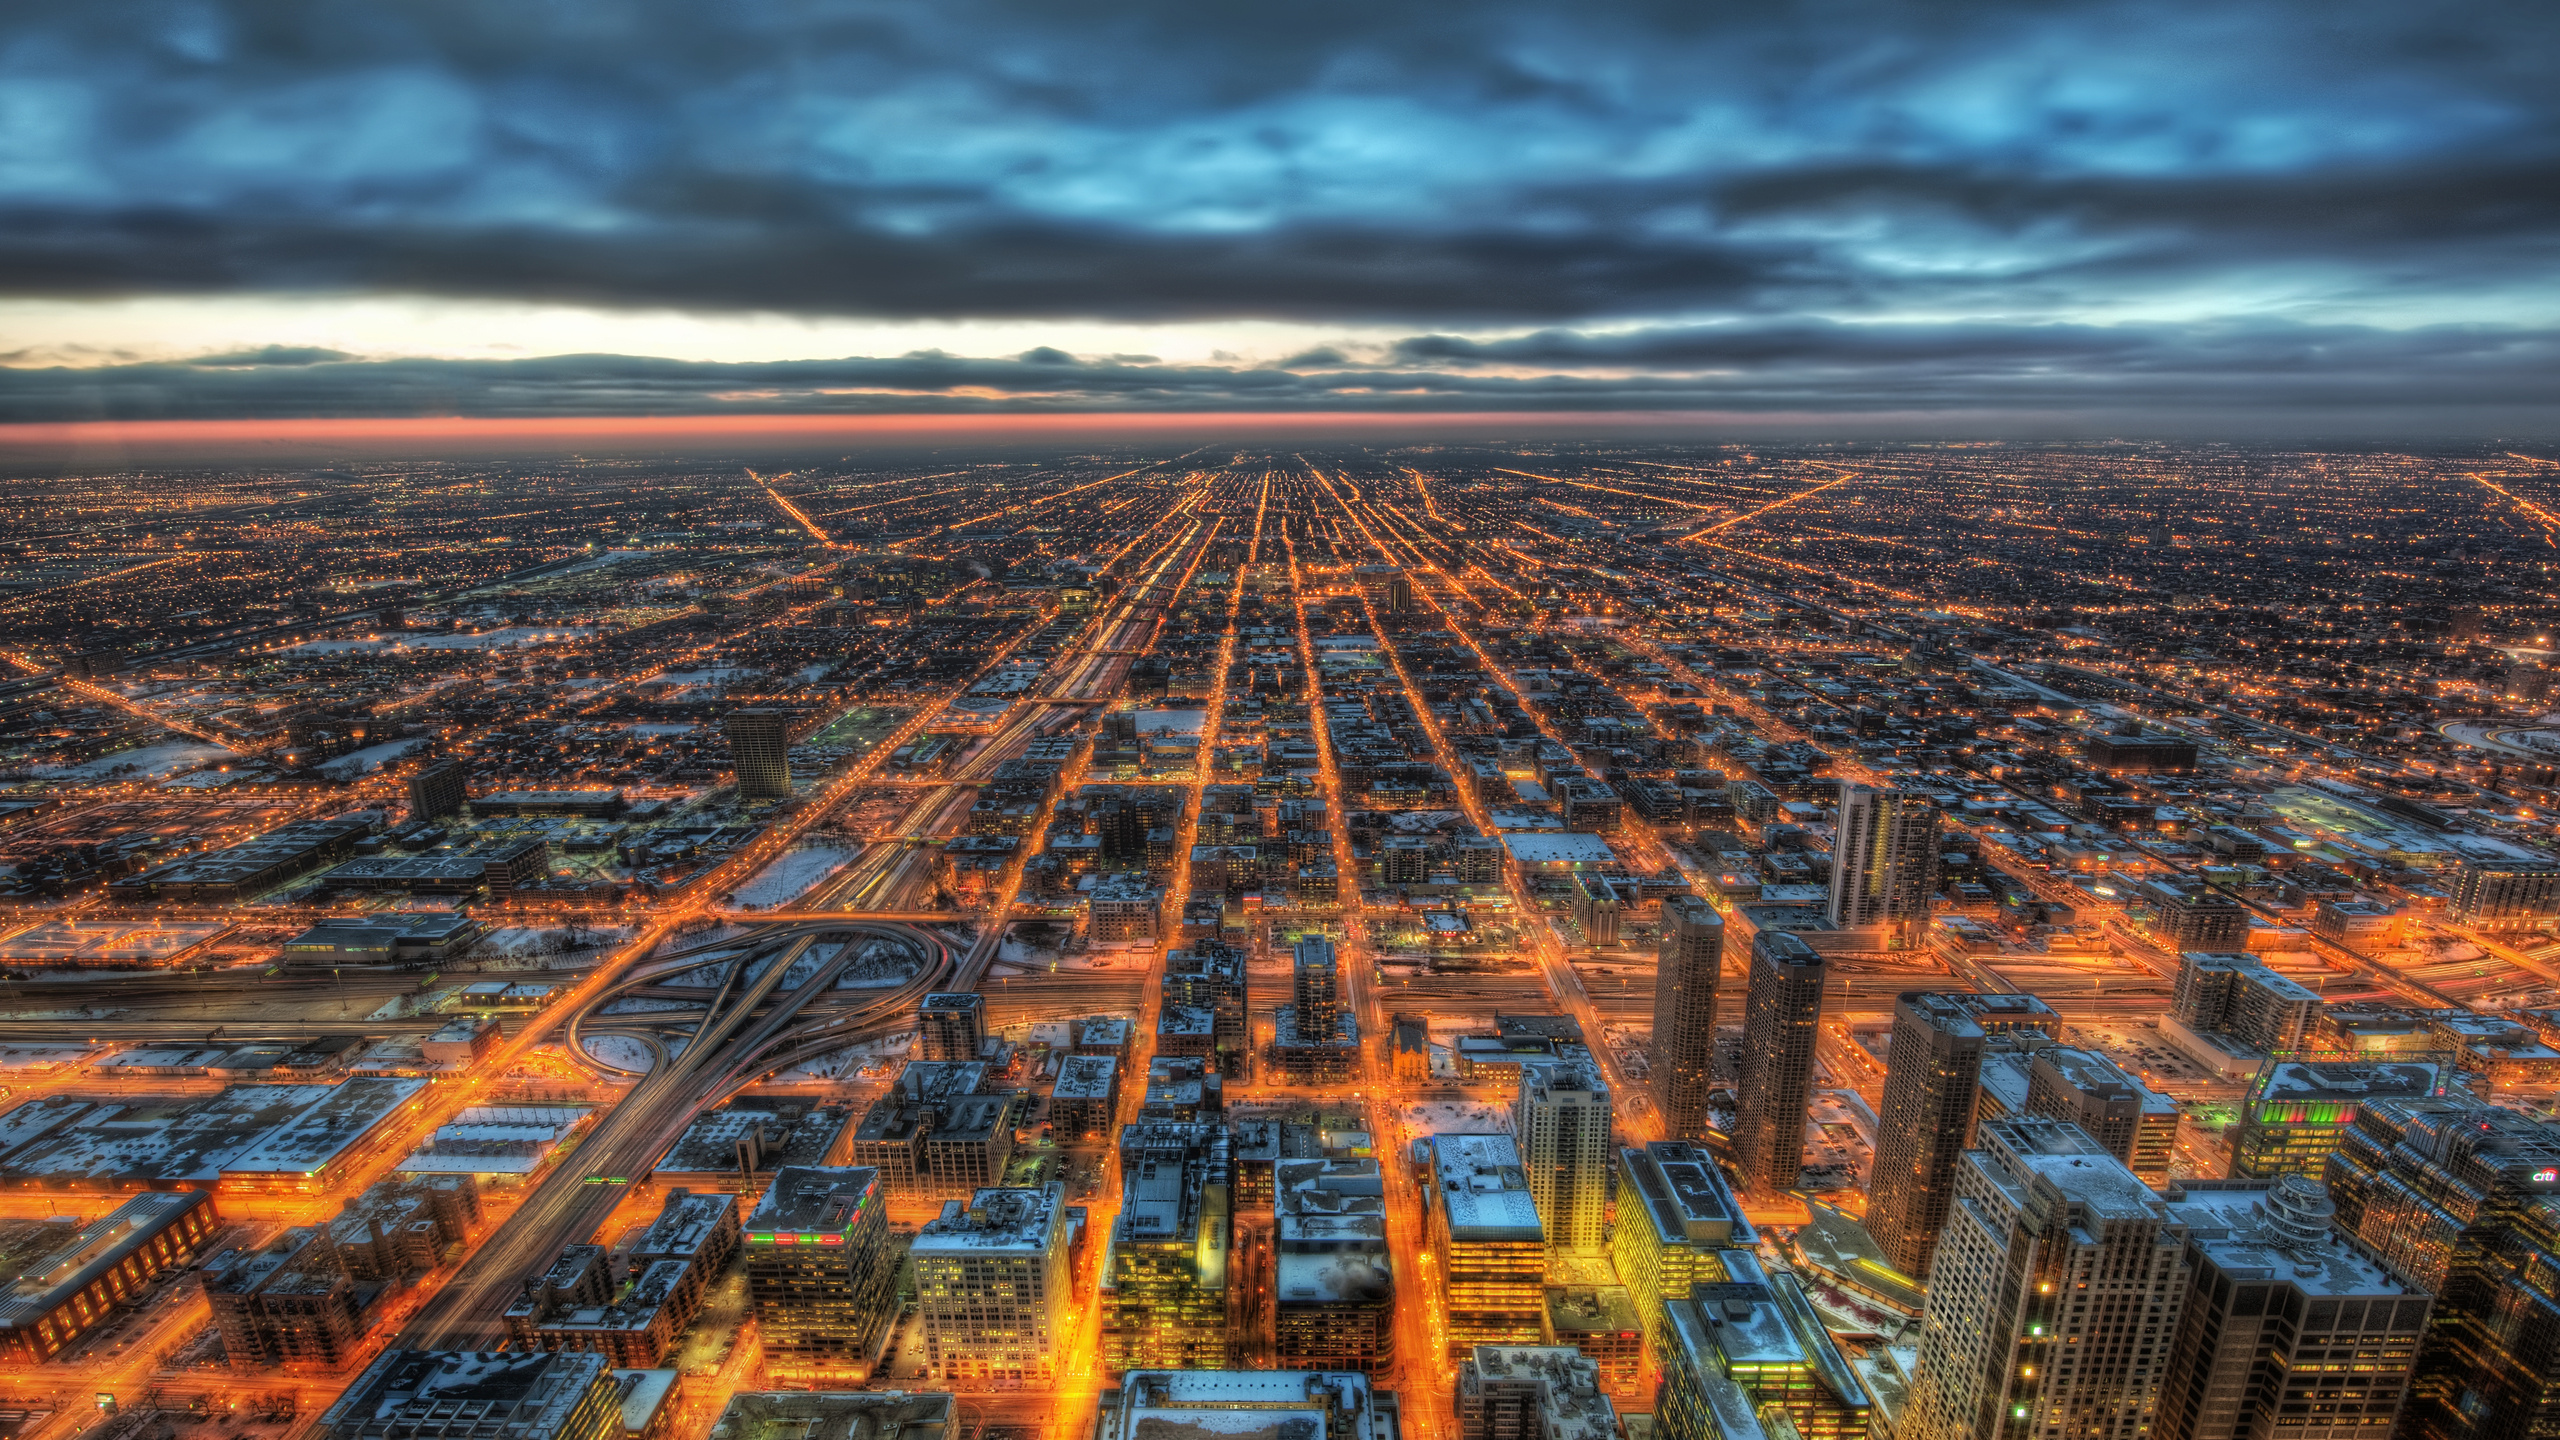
[[2155, 1175, 2426, 1440], [2327, 1097, 2560, 1440], [406, 760, 468, 821], [1653, 897, 1725, 1140], [1733, 931, 1825, 1196], [203, 1225, 375, 1370], [917, 993, 986, 1063], [726, 709, 793, 800], [2132, 879, 2252, 954], [743, 1167, 898, 1373], [2086, 733, 2201, 774]]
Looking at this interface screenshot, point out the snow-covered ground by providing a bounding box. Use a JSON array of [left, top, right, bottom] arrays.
[[33, 740, 230, 780], [319, 736, 430, 779], [1395, 1100, 1514, 1137], [626, 722, 697, 735], [731, 846, 854, 909], [602, 997, 699, 1015], [282, 626, 593, 656], [582, 1034, 659, 1072]]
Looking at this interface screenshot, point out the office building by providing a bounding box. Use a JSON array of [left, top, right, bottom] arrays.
[[2174, 952, 2320, 1054], [2154, 1175, 2425, 1440], [1101, 1122, 1233, 1374], [912, 1185, 1073, 1386], [2327, 1097, 2560, 1440], [704, 1393, 953, 1440], [1513, 1047, 1611, 1260], [1427, 1134, 1547, 1357], [1615, 1143, 1755, 1362], [1654, 897, 1725, 1140], [406, 759, 468, 821], [1901, 1120, 2189, 1440], [851, 1061, 1017, 1198], [1828, 785, 1941, 931], [320, 1350, 621, 1440], [2025, 1048, 2179, 1186], [743, 1167, 898, 1372], [1458, 1346, 1618, 1440], [1542, 1279, 1642, 1398], [0, 1189, 221, 1363], [1275, 1157, 1394, 1375], [1097, 1372, 1399, 1440], [2229, 1056, 2449, 1179], [1733, 931, 1825, 1195], [1865, 991, 2060, 1280], [1661, 1251, 1873, 1440], [726, 709, 793, 799], [1163, 941, 1249, 1077]]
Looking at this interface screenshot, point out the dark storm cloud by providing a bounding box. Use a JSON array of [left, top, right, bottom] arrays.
[[2, 0, 2556, 323], [6, 320, 2553, 423]]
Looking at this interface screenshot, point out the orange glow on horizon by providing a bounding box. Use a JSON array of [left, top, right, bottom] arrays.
[[0, 408, 1941, 456]]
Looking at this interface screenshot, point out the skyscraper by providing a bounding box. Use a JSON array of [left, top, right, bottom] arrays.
[[1653, 896, 1724, 1140], [2326, 1096, 2560, 1440], [1733, 931, 1825, 1196], [1513, 1046, 1611, 1260], [406, 758, 467, 821], [1828, 784, 1941, 932], [1865, 991, 2058, 1280], [726, 708, 793, 799], [1901, 1119, 2189, 1440]]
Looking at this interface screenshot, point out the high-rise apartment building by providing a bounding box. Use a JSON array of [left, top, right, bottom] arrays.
[[1513, 1047, 1611, 1260], [725, 708, 793, 799], [912, 1184, 1073, 1386], [406, 759, 467, 821], [1733, 931, 1825, 1195], [1272, 935, 1358, 1083], [2130, 879, 2251, 954], [1660, 1251, 1873, 1440], [1865, 991, 2059, 1280], [1427, 1133, 1547, 1357], [1901, 1119, 2190, 1440], [2327, 1096, 2560, 1440], [2174, 951, 2320, 1054], [1828, 785, 1941, 931], [917, 993, 986, 1063], [1614, 1143, 1755, 1362], [1101, 1122, 1233, 1374], [1653, 897, 1725, 1139], [2154, 1175, 2426, 1440], [742, 1167, 897, 1373]]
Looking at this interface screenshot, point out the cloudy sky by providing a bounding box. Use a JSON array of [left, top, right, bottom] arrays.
[[3, 0, 2556, 438]]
